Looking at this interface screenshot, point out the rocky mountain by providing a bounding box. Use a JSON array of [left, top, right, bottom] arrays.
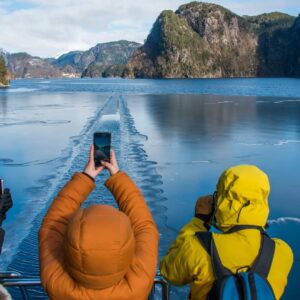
[[247, 12, 298, 76], [125, 2, 299, 78], [285, 14, 300, 76], [2, 3, 299, 79], [81, 64, 127, 78], [80, 41, 141, 77], [53, 40, 140, 77], [53, 51, 84, 73], [8, 52, 70, 79], [0, 40, 141, 79]]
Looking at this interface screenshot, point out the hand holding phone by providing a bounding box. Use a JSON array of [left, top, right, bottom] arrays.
[[100, 149, 119, 176], [93, 132, 111, 167], [83, 145, 105, 179]]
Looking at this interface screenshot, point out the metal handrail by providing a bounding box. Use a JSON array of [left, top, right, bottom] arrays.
[[149, 277, 170, 300], [0, 271, 22, 279], [0, 273, 169, 300]]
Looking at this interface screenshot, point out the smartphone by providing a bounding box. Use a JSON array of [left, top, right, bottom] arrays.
[[93, 132, 111, 167], [0, 179, 3, 194]]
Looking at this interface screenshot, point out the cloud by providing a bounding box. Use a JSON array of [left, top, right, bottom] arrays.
[[0, 0, 299, 58]]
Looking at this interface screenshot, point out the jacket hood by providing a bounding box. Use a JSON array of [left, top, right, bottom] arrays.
[[64, 204, 135, 289], [214, 165, 270, 231]]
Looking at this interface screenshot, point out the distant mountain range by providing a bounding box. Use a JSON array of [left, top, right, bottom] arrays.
[[125, 2, 300, 78], [1, 2, 300, 79], [0, 40, 141, 79]]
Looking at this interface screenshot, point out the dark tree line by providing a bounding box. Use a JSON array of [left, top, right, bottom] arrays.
[[0, 57, 9, 86]]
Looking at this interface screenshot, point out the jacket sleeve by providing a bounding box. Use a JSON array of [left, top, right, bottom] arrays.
[[268, 238, 294, 300], [105, 171, 159, 279], [160, 217, 208, 285], [39, 172, 95, 292]]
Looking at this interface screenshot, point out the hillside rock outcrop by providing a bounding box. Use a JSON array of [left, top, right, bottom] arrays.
[[0, 41, 141, 79], [126, 2, 299, 78]]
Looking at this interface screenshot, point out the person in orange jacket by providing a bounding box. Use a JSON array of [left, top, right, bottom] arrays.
[[39, 146, 159, 300]]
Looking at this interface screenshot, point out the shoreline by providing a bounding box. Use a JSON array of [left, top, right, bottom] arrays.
[[0, 83, 9, 88]]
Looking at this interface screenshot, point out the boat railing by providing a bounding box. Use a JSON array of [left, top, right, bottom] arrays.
[[0, 271, 170, 300]]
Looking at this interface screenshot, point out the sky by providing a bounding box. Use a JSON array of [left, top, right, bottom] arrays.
[[0, 0, 299, 58]]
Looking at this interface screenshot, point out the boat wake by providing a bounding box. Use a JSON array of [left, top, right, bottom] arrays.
[[4, 95, 175, 299]]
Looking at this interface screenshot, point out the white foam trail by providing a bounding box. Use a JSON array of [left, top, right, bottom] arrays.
[[274, 140, 300, 146], [274, 99, 300, 104], [268, 217, 300, 225], [239, 143, 264, 146], [191, 160, 211, 163], [7, 88, 38, 93], [0, 97, 112, 270], [100, 113, 120, 121]]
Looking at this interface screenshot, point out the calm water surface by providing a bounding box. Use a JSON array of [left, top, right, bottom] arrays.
[[0, 78, 299, 299]]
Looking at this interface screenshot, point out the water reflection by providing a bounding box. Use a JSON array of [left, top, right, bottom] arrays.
[[0, 93, 8, 116], [129, 94, 300, 218], [143, 94, 257, 138], [128, 93, 300, 300]]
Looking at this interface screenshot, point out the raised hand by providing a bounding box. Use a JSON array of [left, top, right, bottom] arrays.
[[83, 145, 105, 179], [100, 149, 120, 176]]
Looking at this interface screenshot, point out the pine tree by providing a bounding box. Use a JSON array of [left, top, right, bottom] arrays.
[[0, 56, 9, 86]]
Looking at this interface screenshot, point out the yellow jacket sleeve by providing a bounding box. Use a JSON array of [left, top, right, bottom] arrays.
[[268, 238, 294, 299], [160, 217, 208, 285]]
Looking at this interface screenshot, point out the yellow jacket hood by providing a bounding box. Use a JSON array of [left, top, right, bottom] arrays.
[[215, 165, 270, 230], [64, 204, 135, 289]]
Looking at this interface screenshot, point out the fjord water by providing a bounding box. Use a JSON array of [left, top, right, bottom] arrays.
[[0, 78, 300, 299]]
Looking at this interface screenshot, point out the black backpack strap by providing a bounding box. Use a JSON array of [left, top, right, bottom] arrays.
[[251, 233, 275, 278], [195, 231, 212, 253], [225, 225, 265, 234], [196, 232, 232, 279]]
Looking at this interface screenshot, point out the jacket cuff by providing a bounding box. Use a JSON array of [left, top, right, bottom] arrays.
[[104, 171, 125, 189], [82, 172, 95, 182], [72, 172, 95, 192]]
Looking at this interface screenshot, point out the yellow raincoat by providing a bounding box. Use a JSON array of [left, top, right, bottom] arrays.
[[160, 165, 293, 300]]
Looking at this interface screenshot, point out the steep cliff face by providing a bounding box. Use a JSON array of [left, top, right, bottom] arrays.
[[125, 9, 215, 78], [126, 2, 298, 78], [248, 12, 297, 76], [286, 15, 300, 76], [178, 3, 260, 77]]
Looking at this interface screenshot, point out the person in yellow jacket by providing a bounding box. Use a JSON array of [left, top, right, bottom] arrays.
[[39, 146, 159, 300], [160, 164, 293, 300]]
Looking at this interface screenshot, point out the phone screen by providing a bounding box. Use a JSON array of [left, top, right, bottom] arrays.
[[93, 132, 111, 167]]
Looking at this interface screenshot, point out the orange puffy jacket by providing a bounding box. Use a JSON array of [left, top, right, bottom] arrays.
[[39, 171, 159, 300]]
